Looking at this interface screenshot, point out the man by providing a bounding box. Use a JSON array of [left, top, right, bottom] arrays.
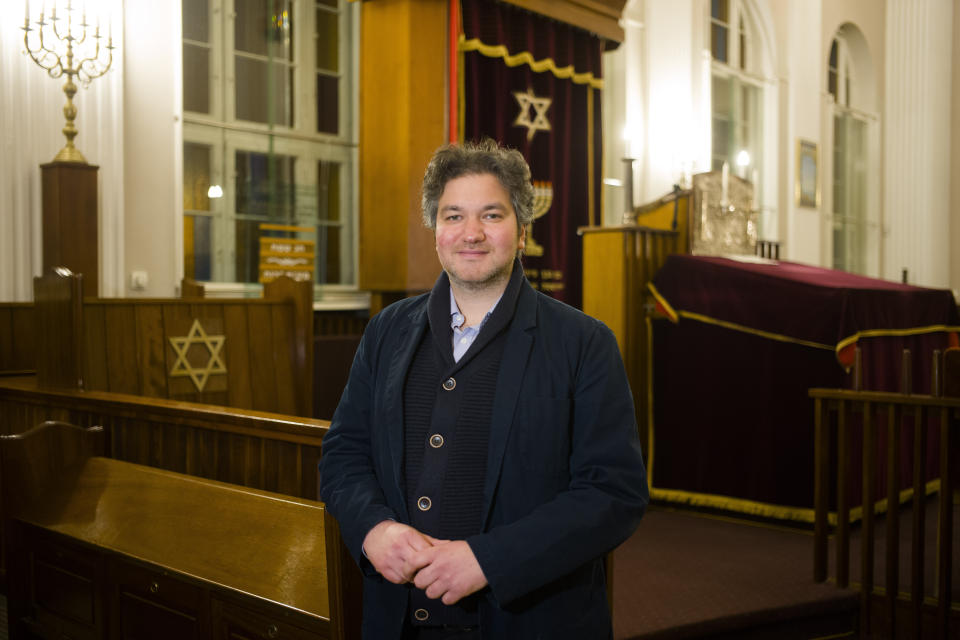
[[319, 139, 648, 639]]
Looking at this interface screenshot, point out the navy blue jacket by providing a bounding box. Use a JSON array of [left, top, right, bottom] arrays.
[[318, 270, 649, 639]]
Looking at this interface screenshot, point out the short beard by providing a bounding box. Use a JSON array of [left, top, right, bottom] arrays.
[[448, 259, 515, 294]]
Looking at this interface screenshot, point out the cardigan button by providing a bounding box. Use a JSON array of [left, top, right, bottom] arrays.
[[442, 377, 456, 391], [414, 608, 430, 622], [429, 434, 444, 448], [417, 496, 432, 511]]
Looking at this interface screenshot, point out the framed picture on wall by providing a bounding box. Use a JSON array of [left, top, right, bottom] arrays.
[[796, 139, 819, 208]]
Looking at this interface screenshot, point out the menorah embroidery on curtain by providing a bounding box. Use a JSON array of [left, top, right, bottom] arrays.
[[524, 181, 553, 258]]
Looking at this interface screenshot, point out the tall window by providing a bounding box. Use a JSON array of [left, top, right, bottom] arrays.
[[709, 0, 763, 193], [829, 36, 868, 274], [182, 0, 357, 291]]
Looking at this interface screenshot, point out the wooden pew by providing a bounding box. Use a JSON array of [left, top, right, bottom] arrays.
[[0, 302, 35, 376], [34, 268, 315, 416], [1, 420, 360, 639]]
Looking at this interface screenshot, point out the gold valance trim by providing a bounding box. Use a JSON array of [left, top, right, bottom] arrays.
[[459, 36, 604, 89]]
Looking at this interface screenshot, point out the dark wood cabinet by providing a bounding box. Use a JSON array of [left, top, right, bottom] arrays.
[[10, 521, 329, 640], [111, 560, 210, 640], [17, 527, 106, 640]]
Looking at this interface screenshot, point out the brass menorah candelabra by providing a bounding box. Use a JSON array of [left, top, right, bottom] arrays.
[[22, 1, 115, 164], [524, 180, 553, 257]]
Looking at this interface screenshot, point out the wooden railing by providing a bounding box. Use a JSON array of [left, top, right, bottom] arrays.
[[580, 225, 682, 455], [811, 348, 959, 638], [0, 378, 328, 500]]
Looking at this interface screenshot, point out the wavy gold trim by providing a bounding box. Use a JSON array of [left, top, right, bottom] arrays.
[[675, 309, 835, 351], [650, 479, 940, 525], [835, 325, 960, 356], [459, 36, 604, 89]]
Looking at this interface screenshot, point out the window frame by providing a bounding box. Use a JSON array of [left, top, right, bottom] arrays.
[[181, 0, 359, 299]]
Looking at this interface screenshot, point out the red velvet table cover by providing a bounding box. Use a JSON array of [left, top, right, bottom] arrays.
[[648, 255, 960, 519]]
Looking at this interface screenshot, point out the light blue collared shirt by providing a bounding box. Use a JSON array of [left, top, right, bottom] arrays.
[[450, 288, 501, 362]]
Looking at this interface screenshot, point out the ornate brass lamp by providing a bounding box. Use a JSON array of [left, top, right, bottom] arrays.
[[22, 0, 115, 164]]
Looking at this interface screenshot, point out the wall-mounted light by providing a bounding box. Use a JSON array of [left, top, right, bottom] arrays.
[[207, 185, 224, 198]]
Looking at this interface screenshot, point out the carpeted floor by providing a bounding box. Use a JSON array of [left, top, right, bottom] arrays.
[[612, 506, 856, 639]]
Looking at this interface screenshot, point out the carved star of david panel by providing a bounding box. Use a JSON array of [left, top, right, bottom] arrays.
[[512, 88, 552, 141], [168, 318, 227, 392]]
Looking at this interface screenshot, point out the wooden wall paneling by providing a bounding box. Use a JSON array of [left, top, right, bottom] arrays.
[[0, 379, 330, 502], [301, 444, 321, 500], [162, 302, 201, 402], [102, 303, 140, 395], [262, 437, 278, 493], [136, 304, 169, 399], [191, 301, 229, 405], [264, 277, 314, 418], [277, 440, 304, 499], [11, 306, 35, 371], [246, 304, 277, 412], [0, 307, 13, 371], [82, 302, 110, 391], [168, 424, 189, 475], [359, 0, 446, 294], [271, 304, 298, 415], [191, 421, 218, 481], [223, 303, 254, 410]]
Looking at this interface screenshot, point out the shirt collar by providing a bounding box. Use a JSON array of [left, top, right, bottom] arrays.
[[450, 287, 502, 331]]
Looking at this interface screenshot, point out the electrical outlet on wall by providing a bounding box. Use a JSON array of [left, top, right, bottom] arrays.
[[130, 270, 149, 291]]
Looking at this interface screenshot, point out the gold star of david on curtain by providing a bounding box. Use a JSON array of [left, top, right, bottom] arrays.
[[512, 88, 552, 141], [168, 319, 227, 392]]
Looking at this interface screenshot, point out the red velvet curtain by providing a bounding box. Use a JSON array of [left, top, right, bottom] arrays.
[[460, 0, 605, 308]]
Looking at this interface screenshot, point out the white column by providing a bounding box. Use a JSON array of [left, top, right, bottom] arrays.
[[884, 0, 952, 287]]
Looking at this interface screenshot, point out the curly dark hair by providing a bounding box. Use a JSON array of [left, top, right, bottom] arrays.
[[421, 139, 535, 229]]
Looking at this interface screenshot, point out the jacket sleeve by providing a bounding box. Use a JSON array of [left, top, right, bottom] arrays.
[[318, 318, 399, 573], [466, 321, 649, 606]]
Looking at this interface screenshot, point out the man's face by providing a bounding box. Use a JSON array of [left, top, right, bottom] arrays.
[[435, 173, 525, 293]]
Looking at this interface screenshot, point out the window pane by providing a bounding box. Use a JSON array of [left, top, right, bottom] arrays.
[[235, 219, 262, 283], [184, 215, 213, 281], [711, 24, 728, 62], [182, 0, 209, 42], [317, 74, 339, 134], [711, 0, 729, 21], [236, 57, 294, 125], [183, 143, 212, 212], [183, 44, 211, 114], [316, 8, 339, 71], [739, 18, 746, 70], [235, 151, 297, 219], [236, 0, 294, 60], [318, 161, 341, 222]]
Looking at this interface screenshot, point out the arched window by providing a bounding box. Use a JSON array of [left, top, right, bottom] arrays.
[[829, 31, 870, 274], [709, 0, 763, 199]]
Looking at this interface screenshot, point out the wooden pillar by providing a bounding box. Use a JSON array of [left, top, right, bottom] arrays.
[[359, 0, 448, 297], [41, 162, 100, 297]]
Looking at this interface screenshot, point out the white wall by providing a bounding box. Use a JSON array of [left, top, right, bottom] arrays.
[[883, 0, 953, 288], [123, 1, 182, 297]]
